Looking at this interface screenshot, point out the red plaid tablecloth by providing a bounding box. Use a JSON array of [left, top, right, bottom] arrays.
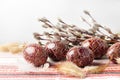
[[0, 52, 120, 80]]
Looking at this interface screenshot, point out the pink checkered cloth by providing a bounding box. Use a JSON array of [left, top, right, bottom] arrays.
[[0, 52, 120, 80]]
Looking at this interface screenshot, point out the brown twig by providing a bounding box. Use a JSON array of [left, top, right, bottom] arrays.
[[34, 11, 120, 47]]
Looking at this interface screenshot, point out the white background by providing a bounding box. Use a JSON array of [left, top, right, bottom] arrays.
[[0, 0, 120, 44]]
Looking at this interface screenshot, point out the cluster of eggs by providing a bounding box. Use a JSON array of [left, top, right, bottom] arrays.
[[23, 37, 120, 67]]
